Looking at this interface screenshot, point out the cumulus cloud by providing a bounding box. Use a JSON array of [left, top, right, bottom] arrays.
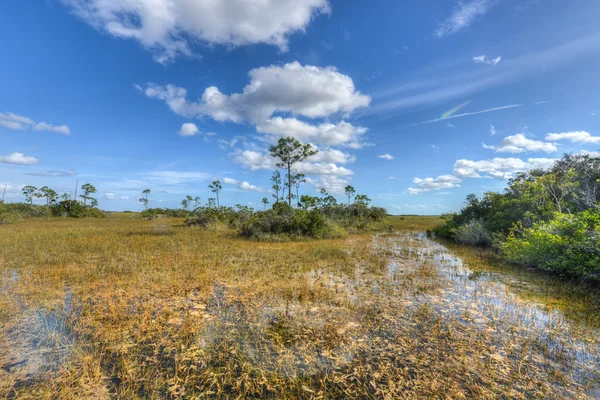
[[142, 62, 371, 147], [453, 157, 557, 179], [306, 175, 352, 195], [377, 154, 394, 160], [408, 175, 461, 194], [483, 133, 558, 153], [0, 152, 39, 165], [60, 0, 330, 63], [0, 112, 71, 135], [473, 55, 502, 65], [545, 131, 600, 144], [233, 149, 354, 177], [222, 177, 240, 185], [179, 123, 200, 136], [308, 148, 355, 164], [238, 181, 268, 193], [436, 0, 498, 37]]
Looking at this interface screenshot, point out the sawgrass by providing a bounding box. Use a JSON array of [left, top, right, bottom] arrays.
[[1, 215, 598, 399]]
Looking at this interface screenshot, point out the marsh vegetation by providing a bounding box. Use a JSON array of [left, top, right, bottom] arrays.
[[1, 215, 599, 398]]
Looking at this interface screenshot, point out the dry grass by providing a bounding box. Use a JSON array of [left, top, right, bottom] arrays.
[[0, 215, 598, 399]]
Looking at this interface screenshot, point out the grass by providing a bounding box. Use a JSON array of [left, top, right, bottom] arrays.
[[1, 215, 598, 398]]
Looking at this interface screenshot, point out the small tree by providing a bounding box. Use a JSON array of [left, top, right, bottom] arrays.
[[271, 171, 282, 203], [208, 180, 222, 208], [22, 186, 37, 204], [291, 171, 306, 208], [181, 198, 189, 211], [269, 137, 317, 207], [355, 194, 371, 206], [344, 185, 356, 206], [39, 186, 58, 205], [90, 198, 99, 208], [61, 193, 71, 201], [80, 183, 97, 206], [139, 189, 151, 210], [193, 196, 201, 209], [262, 197, 270, 210], [208, 198, 216, 209]]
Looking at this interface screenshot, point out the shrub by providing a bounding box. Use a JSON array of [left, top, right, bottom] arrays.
[[502, 209, 600, 277], [50, 201, 105, 218], [239, 207, 347, 241], [454, 220, 492, 247]]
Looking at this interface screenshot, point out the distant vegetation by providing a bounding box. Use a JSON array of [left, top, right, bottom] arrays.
[[433, 152, 600, 278], [1, 137, 387, 239], [0, 183, 104, 223]]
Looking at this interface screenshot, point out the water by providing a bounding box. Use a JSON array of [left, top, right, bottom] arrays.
[[374, 232, 600, 397]]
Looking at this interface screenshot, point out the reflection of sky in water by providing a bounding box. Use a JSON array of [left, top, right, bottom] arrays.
[[376, 232, 600, 397]]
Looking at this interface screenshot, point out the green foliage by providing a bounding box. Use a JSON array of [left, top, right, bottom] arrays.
[[0, 202, 50, 223], [433, 152, 600, 277], [269, 137, 317, 206], [502, 210, 600, 277], [50, 200, 105, 218]]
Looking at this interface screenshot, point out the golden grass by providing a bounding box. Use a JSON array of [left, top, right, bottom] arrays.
[[0, 215, 598, 399]]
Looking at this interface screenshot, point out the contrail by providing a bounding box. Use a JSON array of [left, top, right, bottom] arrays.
[[409, 104, 523, 126]]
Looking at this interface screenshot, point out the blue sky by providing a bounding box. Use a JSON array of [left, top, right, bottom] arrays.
[[1, 0, 600, 213]]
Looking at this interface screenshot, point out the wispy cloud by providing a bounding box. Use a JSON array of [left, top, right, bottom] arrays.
[[370, 33, 600, 115], [409, 104, 522, 126], [0, 112, 71, 135], [473, 55, 502, 65], [377, 154, 394, 160], [435, 0, 498, 38]]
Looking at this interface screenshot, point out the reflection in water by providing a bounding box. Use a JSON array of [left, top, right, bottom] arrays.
[[374, 232, 600, 397]]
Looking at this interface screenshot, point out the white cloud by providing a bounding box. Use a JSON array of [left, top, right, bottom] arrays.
[[545, 131, 600, 145], [473, 55, 502, 65], [483, 133, 558, 153], [104, 192, 130, 201], [223, 177, 240, 185], [24, 169, 77, 177], [436, 0, 498, 38], [297, 162, 354, 176], [307, 148, 355, 164], [179, 123, 200, 136], [409, 104, 522, 126], [0, 152, 39, 165], [218, 138, 240, 149], [377, 154, 394, 160], [143, 62, 371, 147], [0, 112, 71, 135], [60, 0, 330, 63], [371, 33, 600, 115], [408, 174, 461, 194], [453, 157, 557, 179], [238, 181, 268, 193], [581, 150, 600, 158], [306, 175, 351, 195], [490, 124, 496, 135]]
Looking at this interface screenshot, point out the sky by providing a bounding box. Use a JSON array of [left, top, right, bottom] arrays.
[[1, 0, 600, 213]]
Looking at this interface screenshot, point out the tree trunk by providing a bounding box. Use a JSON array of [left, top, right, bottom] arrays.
[[287, 164, 292, 207]]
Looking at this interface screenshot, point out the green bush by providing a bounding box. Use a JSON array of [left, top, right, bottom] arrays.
[[50, 200, 105, 218], [454, 220, 492, 247], [502, 209, 600, 277], [239, 207, 347, 241]]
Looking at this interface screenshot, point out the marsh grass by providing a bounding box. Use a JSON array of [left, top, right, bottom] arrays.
[[1, 215, 599, 398]]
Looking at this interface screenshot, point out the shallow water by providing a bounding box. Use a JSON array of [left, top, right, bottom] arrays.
[[374, 232, 600, 397]]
